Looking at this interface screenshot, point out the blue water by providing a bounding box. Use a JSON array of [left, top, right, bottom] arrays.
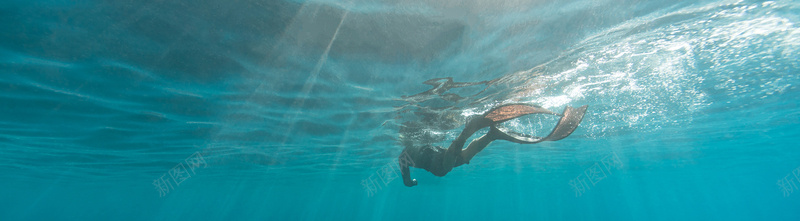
[[1, 0, 799, 220]]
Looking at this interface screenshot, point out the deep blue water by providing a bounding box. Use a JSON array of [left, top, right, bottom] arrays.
[[1, 0, 799, 220]]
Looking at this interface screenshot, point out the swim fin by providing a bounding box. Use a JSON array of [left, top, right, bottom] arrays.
[[483, 103, 559, 123], [490, 105, 588, 144]]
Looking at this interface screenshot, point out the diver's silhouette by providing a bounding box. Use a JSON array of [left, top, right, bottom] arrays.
[[399, 104, 588, 187]]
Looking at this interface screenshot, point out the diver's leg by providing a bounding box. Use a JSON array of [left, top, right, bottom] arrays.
[[459, 133, 496, 165], [441, 104, 559, 171], [460, 105, 588, 163], [441, 117, 491, 173]]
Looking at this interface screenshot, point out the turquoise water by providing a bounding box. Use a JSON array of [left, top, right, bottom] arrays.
[[2, 0, 799, 220]]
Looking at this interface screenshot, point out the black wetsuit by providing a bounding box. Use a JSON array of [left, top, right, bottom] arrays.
[[407, 145, 465, 177]]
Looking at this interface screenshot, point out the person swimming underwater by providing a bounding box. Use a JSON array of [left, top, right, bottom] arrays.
[[399, 103, 588, 187]]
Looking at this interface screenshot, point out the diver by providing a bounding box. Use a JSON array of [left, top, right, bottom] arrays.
[[399, 103, 588, 187]]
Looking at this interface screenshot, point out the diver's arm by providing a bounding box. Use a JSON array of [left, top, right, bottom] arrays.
[[400, 161, 417, 187], [399, 148, 418, 187]]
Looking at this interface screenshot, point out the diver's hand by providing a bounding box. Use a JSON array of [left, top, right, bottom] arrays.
[[404, 179, 418, 187]]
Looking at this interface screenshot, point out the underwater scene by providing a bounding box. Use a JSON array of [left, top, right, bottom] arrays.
[[1, 0, 799, 220]]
